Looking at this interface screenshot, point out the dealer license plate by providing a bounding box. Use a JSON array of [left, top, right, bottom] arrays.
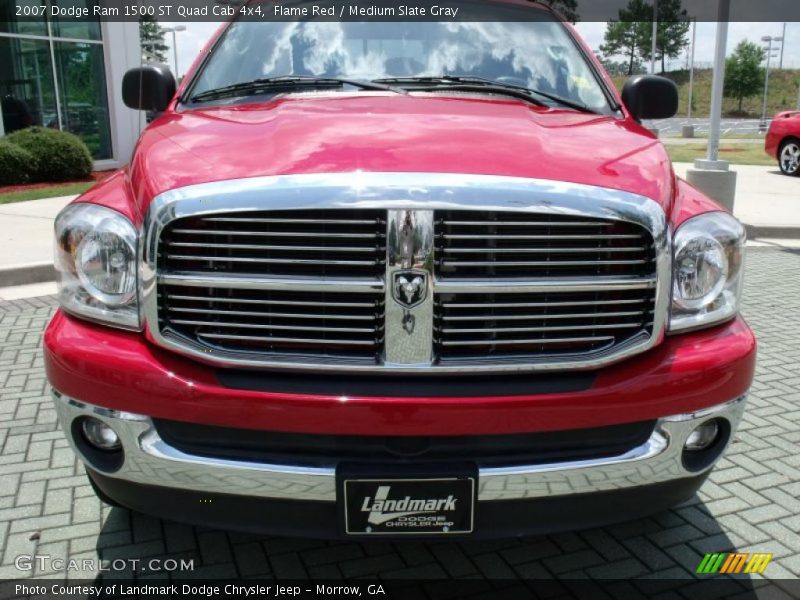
[[342, 476, 475, 535]]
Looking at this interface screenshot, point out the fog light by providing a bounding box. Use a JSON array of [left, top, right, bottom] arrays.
[[684, 420, 720, 451], [81, 418, 121, 451]]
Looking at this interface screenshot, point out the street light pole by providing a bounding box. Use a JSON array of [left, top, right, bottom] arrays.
[[707, 2, 730, 163], [761, 35, 783, 129], [651, 0, 658, 74], [686, 0, 737, 211], [163, 25, 186, 78], [171, 30, 179, 77], [779, 22, 786, 69], [688, 18, 696, 119]]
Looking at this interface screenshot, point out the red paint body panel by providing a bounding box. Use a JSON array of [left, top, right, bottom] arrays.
[[44, 310, 755, 436], [671, 178, 729, 229], [765, 110, 800, 158]]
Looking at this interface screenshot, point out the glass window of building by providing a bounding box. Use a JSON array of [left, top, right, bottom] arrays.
[[0, 0, 111, 160]]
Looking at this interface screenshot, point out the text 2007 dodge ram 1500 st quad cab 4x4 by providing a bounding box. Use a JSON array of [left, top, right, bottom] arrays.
[[45, 3, 755, 538]]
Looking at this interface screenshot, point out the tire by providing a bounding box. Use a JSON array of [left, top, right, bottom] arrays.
[[778, 138, 800, 176]]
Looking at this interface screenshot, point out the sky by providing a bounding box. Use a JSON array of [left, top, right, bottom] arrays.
[[162, 21, 800, 80]]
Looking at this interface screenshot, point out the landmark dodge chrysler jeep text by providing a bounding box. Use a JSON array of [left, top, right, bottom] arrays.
[[45, 2, 756, 537]]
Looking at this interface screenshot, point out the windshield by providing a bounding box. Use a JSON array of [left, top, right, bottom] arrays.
[[189, 17, 613, 113]]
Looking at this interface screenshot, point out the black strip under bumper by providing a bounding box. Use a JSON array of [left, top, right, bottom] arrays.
[[87, 469, 709, 539]]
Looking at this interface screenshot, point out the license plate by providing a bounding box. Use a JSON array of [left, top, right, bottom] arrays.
[[342, 477, 475, 535]]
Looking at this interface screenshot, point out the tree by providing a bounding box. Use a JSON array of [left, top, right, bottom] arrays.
[[638, 0, 691, 74], [724, 40, 765, 112], [139, 15, 168, 64], [599, 0, 651, 75], [540, 0, 579, 23]]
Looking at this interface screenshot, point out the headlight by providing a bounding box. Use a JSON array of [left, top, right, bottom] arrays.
[[669, 212, 745, 332], [54, 203, 140, 330]]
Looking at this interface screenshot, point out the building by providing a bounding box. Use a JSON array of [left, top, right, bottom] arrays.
[[1, 6, 141, 169]]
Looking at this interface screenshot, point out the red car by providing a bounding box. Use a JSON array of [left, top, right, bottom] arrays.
[[45, 3, 755, 538], [766, 110, 800, 176]]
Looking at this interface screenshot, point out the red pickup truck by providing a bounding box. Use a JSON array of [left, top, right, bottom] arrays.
[[45, 4, 755, 538]]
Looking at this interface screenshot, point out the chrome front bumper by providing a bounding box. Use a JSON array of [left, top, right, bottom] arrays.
[[53, 391, 746, 503]]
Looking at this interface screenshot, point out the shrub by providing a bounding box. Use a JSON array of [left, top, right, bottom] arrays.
[[0, 140, 35, 186], [5, 126, 93, 182]]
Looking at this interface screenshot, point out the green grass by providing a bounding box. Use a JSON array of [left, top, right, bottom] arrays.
[[612, 68, 800, 118], [0, 181, 94, 204], [666, 143, 775, 166]]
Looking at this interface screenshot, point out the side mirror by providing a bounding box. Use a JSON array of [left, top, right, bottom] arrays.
[[621, 75, 678, 121], [122, 64, 176, 112]]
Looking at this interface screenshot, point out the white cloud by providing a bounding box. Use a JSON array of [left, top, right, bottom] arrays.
[[163, 20, 800, 81]]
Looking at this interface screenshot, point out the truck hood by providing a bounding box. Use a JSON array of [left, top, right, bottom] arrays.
[[130, 93, 674, 217]]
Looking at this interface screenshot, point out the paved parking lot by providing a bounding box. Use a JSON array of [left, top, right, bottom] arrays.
[[0, 248, 798, 594]]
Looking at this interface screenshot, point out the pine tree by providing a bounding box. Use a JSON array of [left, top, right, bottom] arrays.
[[599, 0, 651, 75], [639, 0, 691, 73], [139, 15, 169, 64], [540, 0, 579, 23]]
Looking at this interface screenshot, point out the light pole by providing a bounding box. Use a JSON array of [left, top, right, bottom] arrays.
[[761, 35, 783, 130], [685, 0, 737, 211], [651, 0, 658, 74], [779, 22, 786, 69], [163, 25, 186, 78], [687, 18, 696, 119]]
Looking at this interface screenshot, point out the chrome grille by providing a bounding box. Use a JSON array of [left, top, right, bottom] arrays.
[[145, 173, 668, 372], [432, 211, 657, 361], [434, 288, 655, 361], [156, 209, 386, 363], [158, 286, 384, 361], [160, 210, 386, 278], [435, 211, 655, 279]]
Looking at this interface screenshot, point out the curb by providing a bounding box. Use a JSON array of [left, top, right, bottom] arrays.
[[0, 263, 55, 288], [746, 225, 800, 240]]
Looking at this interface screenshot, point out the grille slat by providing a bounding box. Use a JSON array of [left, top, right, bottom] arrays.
[[442, 220, 616, 227], [167, 242, 382, 253], [440, 323, 649, 334], [172, 320, 380, 334], [442, 233, 644, 240], [168, 307, 376, 321], [439, 259, 650, 267], [160, 274, 384, 293], [442, 310, 651, 321], [197, 333, 380, 347], [167, 295, 377, 308], [170, 229, 382, 239], [440, 336, 616, 347], [166, 255, 383, 266], [204, 217, 380, 225], [443, 246, 650, 254]]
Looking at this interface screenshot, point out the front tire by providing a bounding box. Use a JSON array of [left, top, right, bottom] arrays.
[[778, 138, 800, 176]]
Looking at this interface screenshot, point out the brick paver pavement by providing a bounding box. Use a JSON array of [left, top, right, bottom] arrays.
[[0, 249, 798, 593]]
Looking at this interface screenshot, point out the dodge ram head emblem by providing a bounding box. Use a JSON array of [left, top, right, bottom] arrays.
[[392, 272, 427, 308]]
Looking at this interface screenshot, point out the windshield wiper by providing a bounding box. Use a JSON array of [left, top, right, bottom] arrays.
[[374, 76, 596, 114], [190, 76, 405, 103]]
